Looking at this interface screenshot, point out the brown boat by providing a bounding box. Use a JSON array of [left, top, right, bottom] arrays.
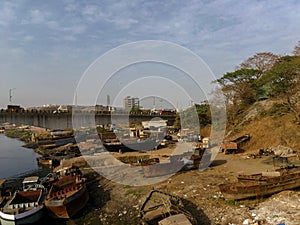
[[142, 158, 184, 177], [37, 156, 52, 165], [219, 166, 300, 200], [44, 174, 89, 218]]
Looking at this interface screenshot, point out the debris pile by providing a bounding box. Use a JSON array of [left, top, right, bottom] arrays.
[[249, 191, 300, 225]]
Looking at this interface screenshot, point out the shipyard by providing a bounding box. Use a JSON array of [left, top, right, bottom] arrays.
[[0, 95, 299, 225], [1, 1, 300, 225]]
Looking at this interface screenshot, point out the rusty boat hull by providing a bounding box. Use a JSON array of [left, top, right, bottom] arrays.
[[219, 167, 300, 200], [45, 175, 89, 219]]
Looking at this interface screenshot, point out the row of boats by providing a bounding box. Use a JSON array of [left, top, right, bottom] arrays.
[[0, 163, 88, 225]]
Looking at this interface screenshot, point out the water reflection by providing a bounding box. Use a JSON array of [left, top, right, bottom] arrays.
[[0, 134, 40, 178]]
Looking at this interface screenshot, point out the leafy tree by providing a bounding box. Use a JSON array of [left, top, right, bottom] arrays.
[[176, 102, 211, 130], [195, 102, 211, 127], [215, 68, 261, 108], [293, 41, 300, 56], [130, 105, 141, 113], [261, 56, 300, 123], [240, 52, 279, 78], [173, 113, 181, 130]]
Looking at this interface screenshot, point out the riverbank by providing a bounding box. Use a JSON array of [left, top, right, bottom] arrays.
[[1, 125, 299, 224], [58, 149, 300, 225]]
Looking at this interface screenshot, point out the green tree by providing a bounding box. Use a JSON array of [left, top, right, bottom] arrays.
[[173, 113, 181, 130], [261, 56, 300, 123], [130, 105, 141, 114], [215, 68, 261, 108], [177, 102, 212, 130]]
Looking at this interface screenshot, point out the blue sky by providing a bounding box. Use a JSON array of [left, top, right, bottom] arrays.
[[1, 0, 300, 109]]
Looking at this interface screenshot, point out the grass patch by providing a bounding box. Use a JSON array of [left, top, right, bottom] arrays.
[[124, 186, 144, 198], [5, 129, 32, 142]]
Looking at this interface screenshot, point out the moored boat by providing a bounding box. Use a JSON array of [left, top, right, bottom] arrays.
[[44, 174, 89, 218], [0, 177, 46, 225], [219, 166, 300, 200], [103, 138, 159, 152], [36, 156, 52, 165]]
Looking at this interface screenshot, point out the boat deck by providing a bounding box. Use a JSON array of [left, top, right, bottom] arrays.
[[2, 190, 42, 214]]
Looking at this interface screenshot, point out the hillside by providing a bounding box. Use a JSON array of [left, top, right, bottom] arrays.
[[226, 99, 300, 153]]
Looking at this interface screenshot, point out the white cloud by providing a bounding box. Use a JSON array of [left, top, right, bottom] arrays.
[[29, 9, 46, 24], [1, 0, 300, 108], [0, 1, 17, 26], [63, 35, 77, 41], [108, 18, 138, 30], [82, 5, 98, 16], [23, 35, 34, 42]]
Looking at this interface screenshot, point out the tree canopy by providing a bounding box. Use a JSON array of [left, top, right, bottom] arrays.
[[240, 52, 279, 77], [293, 41, 300, 56], [214, 48, 299, 124], [260, 56, 300, 122]]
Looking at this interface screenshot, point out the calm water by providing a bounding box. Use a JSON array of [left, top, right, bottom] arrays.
[[0, 133, 40, 179]]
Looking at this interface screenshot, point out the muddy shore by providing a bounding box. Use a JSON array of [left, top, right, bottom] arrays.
[[3, 127, 300, 225], [61, 151, 300, 225]]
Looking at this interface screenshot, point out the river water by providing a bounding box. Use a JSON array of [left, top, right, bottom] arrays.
[[0, 133, 40, 179], [0, 134, 85, 224]]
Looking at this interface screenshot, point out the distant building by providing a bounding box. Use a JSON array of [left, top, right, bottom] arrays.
[[7, 105, 23, 112], [124, 96, 139, 110]]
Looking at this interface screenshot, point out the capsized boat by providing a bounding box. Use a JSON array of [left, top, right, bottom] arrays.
[[44, 174, 89, 218], [140, 190, 197, 225], [0, 176, 46, 225], [219, 166, 300, 200]]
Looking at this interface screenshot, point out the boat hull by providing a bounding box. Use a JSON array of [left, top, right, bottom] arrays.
[[219, 167, 300, 200], [0, 205, 44, 225], [37, 157, 52, 165], [45, 185, 89, 218], [103, 139, 158, 152]]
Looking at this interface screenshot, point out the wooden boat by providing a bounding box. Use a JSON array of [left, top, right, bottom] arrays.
[[37, 136, 75, 149], [45, 174, 89, 218], [0, 177, 46, 225], [142, 156, 184, 178], [219, 166, 300, 200], [103, 138, 158, 152], [140, 190, 197, 225], [36, 156, 52, 165]]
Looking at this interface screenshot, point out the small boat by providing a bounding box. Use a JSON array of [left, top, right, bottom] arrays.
[[0, 176, 46, 225], [219, 166, 300, 200], [37, 137, 75, 149], [140, 190, 197, 225], [45, 174, 89, 218], [36, 156, 52, 165], [103, 138, 159, 152], [142, 155, 186, 178]]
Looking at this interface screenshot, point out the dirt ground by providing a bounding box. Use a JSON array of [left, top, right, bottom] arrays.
[[63, 144, 300, 225]]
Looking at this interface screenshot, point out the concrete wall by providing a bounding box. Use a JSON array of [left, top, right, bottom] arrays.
[[0, 111, 175, 130]]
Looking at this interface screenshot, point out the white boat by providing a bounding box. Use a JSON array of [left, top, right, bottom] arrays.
[[0, 176, 46, 225]]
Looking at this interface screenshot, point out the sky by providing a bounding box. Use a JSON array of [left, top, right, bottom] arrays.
[[1, 0, 300, 109]]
